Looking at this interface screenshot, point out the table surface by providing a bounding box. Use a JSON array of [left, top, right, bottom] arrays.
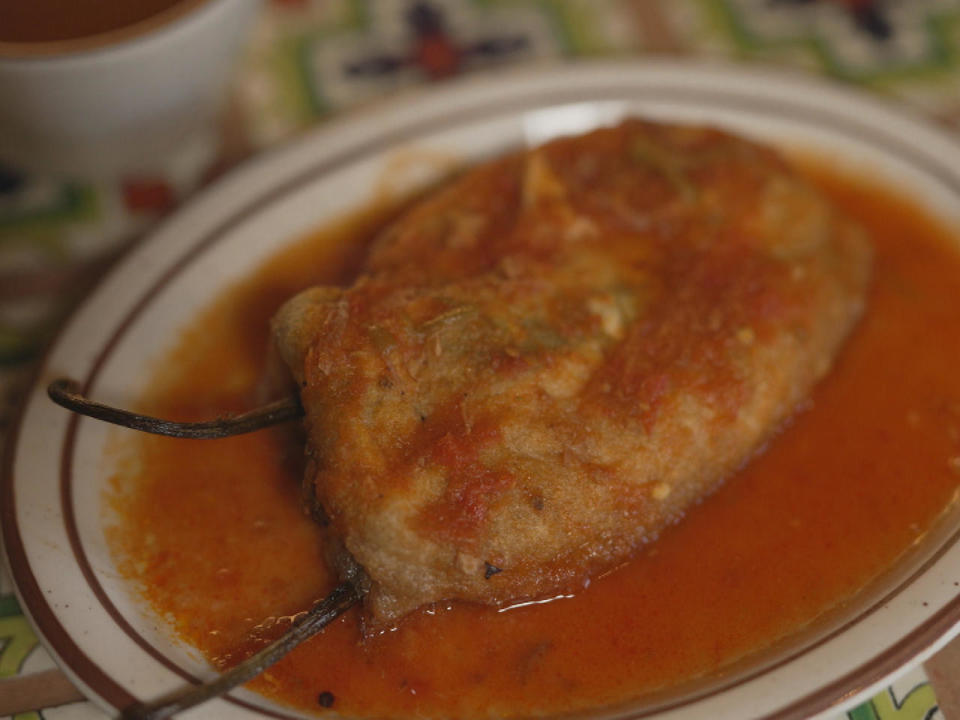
[[2, 1, 960, 718]]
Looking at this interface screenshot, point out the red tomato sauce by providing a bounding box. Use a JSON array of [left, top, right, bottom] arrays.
[[106, 161, 960, 718]]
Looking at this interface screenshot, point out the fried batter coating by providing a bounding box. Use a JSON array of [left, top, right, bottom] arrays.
[[272, 120, 871, 623]]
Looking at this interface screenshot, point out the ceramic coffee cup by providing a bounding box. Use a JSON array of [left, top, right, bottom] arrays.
[[0, 0, 260, 179]]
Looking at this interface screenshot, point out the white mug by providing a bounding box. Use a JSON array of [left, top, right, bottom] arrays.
[[0, 0, 260, 179]]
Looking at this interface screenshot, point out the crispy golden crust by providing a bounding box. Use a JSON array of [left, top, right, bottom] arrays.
[[272, 120, 872, 623]]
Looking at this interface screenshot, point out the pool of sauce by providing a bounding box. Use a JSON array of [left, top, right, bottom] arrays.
[[106, 162, 960, 718], [0, 0, 198, 44]]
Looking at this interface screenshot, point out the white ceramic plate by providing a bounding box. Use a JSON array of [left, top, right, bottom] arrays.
[[4, 61, 960, 720]]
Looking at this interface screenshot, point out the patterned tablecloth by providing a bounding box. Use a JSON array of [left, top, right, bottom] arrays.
[[3, 1, 960, 718]]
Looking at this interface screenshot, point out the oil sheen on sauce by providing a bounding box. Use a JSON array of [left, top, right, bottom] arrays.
[[106, 162, 960, 718]]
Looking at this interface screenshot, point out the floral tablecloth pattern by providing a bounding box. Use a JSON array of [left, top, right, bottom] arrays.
[[3, 1, 960, 718]]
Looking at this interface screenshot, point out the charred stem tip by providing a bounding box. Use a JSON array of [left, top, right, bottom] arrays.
[[119, 579, 365, 720], [46, 377, 303, 439]]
